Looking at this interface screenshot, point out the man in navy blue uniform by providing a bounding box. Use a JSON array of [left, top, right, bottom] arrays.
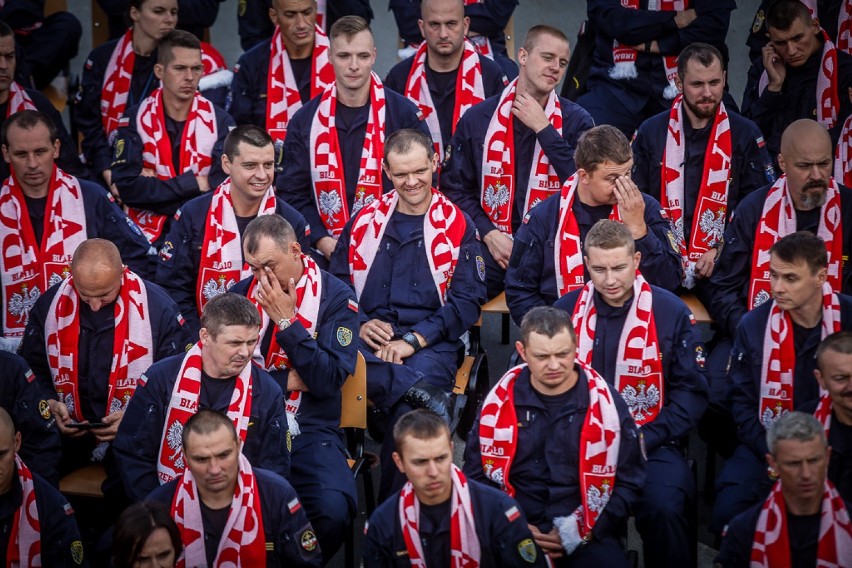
[[111, 30, 234, 247], [0, 351, 61, 486], [745, 0, 852, 62], [463, 306, 645, 567], [147, 409, 322, 567], [440, 24, 594, 299], [504, 125, 681, 326], [384, 0, 507, 170], [709, 119, 852, 341], [711, 232, 852, 535], [0, 111, 156, 342], [329, 129, 486, 500], [19, 239, 189, 503], [364, 408, 546, 567], [228, 214, 357, 563], [715, 411, 852, 567], [742, 0, 852, 160], [277, 16, 428, 264], [0, 22, 81, 182], [576, 0, 735, 138], [156, 125, 310, 337], [113, 293, 289, 502], [632, 42, 775, 306], [229, 0, 334, 158], [0, 408, 86, 567], [552, 220, 708, 567]]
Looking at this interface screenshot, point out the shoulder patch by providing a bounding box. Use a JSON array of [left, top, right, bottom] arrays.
[[347, 299, 359, 313], [125, 216, 144, 237], [173, 209, 182, 221], [300, 530, 318, 552], [85, 59, 93, 70], [505, 505, 520, 522], [117, 116, 129, 129], [160, 241, 174, 262], [71, 540, 83, 564], [176, 313, 185, 327], [695, 345, 706, 369], [138, 373, 148, 388], [752, 9, 765, 34], [24, 369, 34, 383], [114, 138, 124, 159], [304, 223, 311, 238], [443, 142, 452, 165], [659, 208, 669, 220], [476, 255, 486, 282], [667, 230, 679, 253], [288, 497, 301, 514], [522, 212, 531, 225], [517, 538, 537, 563], [39, 400, 51, 420], [286, 429, 292, 452], [337, 327, 353, 346]]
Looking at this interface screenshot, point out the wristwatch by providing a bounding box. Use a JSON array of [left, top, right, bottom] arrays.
[[277, 316, 297, 331], [402, 332, 422, 352]]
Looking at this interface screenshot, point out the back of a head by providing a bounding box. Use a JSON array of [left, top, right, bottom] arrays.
[[522, 24, 569, 53], [769, 231, 827, 274], [766, 411, 826, 456], [242, 215, 296, 257], [392, 408, 450, 457], [112, 501, 183, 568], [223, 124, 274, 160], [329, 15, 372, 43], [676, 42, 723, 78], [573, 125, 631, 173], [199, 293, 261, 338], [584, 218, 635, 255], [766, 0, 812, 31], [158, 29, 201, 66], [384, 129, 434, 164], [1, 110, 58, 147], [520, 306, 575, 347], [182, 408, 238, 452], [780, 119, 831, 158]]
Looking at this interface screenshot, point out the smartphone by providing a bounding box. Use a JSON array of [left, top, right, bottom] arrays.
[[66, 422, 108, 429]]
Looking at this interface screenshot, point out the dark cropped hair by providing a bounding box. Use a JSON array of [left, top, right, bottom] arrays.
[[112, 502, 182, 567], [766, 0, 812, 31], [393, 409, 451, 456], [199, 293, 261, 338], [242, 215, 297, 257], [1, 110, 58, 146], [816, 331, 852, 370], [0, 20, 13, 38], [677, 42, 724, 78], [384, 129, 435, 163], [584, 219, 635, 254], [158, 29, 201, 66], [573, 125, 632, 173], [769, 231, 827, 275], [182, 408, 238, 451], [224, 124, 274, 160], [520, 306, 575, 347]]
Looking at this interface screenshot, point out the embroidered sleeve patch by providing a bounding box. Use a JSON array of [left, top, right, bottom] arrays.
[[517, 538, 537, 563], [71, 540, 84, 564], [505, 505, 520, 522], [337, 327, 353, 346], [300, 530, 318, 551]]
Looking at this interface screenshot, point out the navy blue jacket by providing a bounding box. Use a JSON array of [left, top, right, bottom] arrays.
[[277, 87, 429, 246], [148, 467, 322, 567], [742, 47, 852, 159], [439, 94, 594, 240], [554, 286, 709, 453], [632, 108, 776, 223], [585, 0, 735, 114], [384, 53, 507, 154], [20, 276, 190, 423], [462, 367, 645, 540], [0, 86, 81, 181], [506, 190, 682, 325], [364, 475, 546, 567], [231, 269, 358, 440], [154, 190, 310, 335], [110, 100, 233, 223], [0, 352, 61, 486], [329, 208, 486, 354], [708, 183, 852, 338], [728, 295, 852, 459], [0, 467, 86, 567], [228, 37, 315, 137], [113, 353, 289, 502], [715, 497, 852, 568]]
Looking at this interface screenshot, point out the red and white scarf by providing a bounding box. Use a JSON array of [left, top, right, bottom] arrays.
[[172, 453, 266, 568], [815, 392, 834, 437], [249, 254, 321, 437], [404, 39, 485, 161], [6, 456, 40, 568], [309, 72, 386, 237], [758, 28, 839, 129], [750, 176, 843, 309], [101, 29, 135, 139], [348, 189, 465, 302], [662, 95, 732, 289], [266, 24, 333, 142], [836, 114, 852, 187], [751, 479, 852, 567], [572, 274, 664, 426], [802, 0, 852, 54], [133, 87, 218, 242], [44, 269, 153, 423], [553, 174, 621, 297], [400, 464, 481, 567], [0, 166, 87, 337], [197, 42, 234, 93], [157, 342, 254, 484], [759, 283, 841, 429], [481, 78, 563, 235], [197, 179, 277, 316], [5, 82, 36, 116], [609, 0, 684, 99], [478, 361, 620, 540]]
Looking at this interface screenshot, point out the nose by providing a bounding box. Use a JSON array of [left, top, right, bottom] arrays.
[[294, 13, 307, 28], [426, 461, 439, 477], [88, 299, 104, 312], [546, 356, 560, 370]]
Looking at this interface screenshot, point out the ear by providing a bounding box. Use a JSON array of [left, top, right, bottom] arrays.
[[154, 63, 164, 81], [1, 144, 9, 165], [814, 368, 827, 390], [517, 47, 528, 65], [268, 6, 278, 26], [462, 16, 470, 37], [817, 266, 828, 286], [777, 152, 786, 174], [392, 451, 406, 474], [430, 152, 439, 172], [417, 18, 425, 38], [633, 250, 642, 266], [515, 340, 527, 362], [221, 153, 232, 175], [199, 327, 211, 347], [765, 452, 776, 474], [13, 432, 20, 454], [674, 74, 683, 93], [52, 138, 61, 160]]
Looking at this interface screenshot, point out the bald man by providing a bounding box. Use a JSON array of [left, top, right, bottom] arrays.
[[19, 239, 189, 508], [709, 119, 852, 339], [0, 408, 85, 566]]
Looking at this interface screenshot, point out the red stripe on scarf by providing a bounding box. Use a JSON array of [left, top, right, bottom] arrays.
[[100, 29, 135, 138], [6, 456, 41, 568], [836, 115, 852, 187]]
